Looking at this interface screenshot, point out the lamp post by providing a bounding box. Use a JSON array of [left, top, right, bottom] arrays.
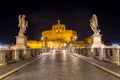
[[63, 43, 67, 50], [41, 37, 43, 48], [74, 36, 77, 47], [44, 36, 48, 52], [50, 41, 53, 50], [45, 37, 48, 48]]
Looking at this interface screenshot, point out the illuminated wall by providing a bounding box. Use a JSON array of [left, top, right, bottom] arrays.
[[27, 40, 43, 48], [27, 20, 77, 48], [41, 20, 77, 48], [42, 20, 77, 42]]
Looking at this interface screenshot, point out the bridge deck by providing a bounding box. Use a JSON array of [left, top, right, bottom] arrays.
[[1, 50, 120, 80]]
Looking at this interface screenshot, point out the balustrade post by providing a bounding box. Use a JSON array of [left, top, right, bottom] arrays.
[[87, 48, 94, 57], [24, 49, 31, 59], [111, 48, 119, 65], [98, 47, 104, 60], [13, 49, 20, 61], [0, 50, 7, 66], [117, 47, 120, 66], [87, 48, 91, 56]]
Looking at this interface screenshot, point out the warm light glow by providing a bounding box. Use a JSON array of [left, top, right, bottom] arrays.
[[74, 36, 77, 40], [27, 40, 43, 48], [50, 41, 52, 44], [50, 41, 53, 48], [41, 37, 43, 41], [26, 20, 92, 49], [41, 20, 77, 48], [63, 43, 67, 46], [62, 50, 67, 54]]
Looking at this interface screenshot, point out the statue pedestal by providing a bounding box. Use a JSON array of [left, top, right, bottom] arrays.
[[88, 34, 105, 57], [12, 35, 28, 49], [90, 34, 105, 48]]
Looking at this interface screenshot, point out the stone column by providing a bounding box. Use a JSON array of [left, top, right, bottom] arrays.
[[23, 49, 31, 59], [13, 49, 20, 61], [103, 48, 106, 60], [89, 48, 95, 57], [111, 48, 118, 65], [86, 48, 91, 56], [117, 48, 120, 66], [0, 50, 7, 66], [98, 47, 104, 60]]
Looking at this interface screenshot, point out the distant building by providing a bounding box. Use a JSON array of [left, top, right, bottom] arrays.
[[27, 20, 77, 49], [27, 20, 94, 49]]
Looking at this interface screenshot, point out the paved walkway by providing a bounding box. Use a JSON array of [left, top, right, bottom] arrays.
[[0, 53, 46, 79], [0, 51, 120, 79], [3, 51, 120, 80], [71, 53, 120, 78]]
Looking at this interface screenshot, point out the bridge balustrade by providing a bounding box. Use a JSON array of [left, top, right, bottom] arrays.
[[75, 46, 120, 66], [103, 47, 120, 65], [5, 49, 14, 64], [0, 48, 42, 66]]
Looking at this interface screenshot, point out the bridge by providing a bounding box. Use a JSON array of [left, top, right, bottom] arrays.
[[0, 48, 120, 80], [0, 14, 120, 80]]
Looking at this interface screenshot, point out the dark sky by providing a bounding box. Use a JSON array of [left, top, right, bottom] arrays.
[[0, 0, 120, 45]]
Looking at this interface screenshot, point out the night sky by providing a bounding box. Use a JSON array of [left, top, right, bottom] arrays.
[[0, 0, 120, 45]]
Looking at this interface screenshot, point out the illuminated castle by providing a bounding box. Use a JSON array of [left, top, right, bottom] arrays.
[[27, 20, 77, 48]]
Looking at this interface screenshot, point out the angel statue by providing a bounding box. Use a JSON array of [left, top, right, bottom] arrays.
[[89, 14, 100, 35], [18, 14, 28, 35]]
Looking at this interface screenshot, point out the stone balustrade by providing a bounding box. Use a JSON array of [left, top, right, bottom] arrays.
[[75, 46, 120, 66], [0, 48, 42, 66]]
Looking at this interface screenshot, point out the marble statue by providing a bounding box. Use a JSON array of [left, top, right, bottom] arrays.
[[90, 14, 100, 35], [18, 14, 28, 35]]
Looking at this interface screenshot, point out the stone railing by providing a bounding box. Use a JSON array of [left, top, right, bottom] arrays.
[[0, 48, 43, 66], [75, 46, 120, 66]]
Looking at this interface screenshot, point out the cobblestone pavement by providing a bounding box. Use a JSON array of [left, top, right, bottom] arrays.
[[3, 50, 120, 80]]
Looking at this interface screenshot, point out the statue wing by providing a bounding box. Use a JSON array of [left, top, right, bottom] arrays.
[[26, 21, 28, 27], [18, 15, 21, 27], [94, 15, 99, 27]]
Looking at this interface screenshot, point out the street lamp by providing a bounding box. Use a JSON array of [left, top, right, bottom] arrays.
[[41, 37, 43, 41], [74, 36, 77, 40]]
